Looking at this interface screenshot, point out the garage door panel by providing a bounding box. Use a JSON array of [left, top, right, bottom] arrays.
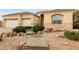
[[23, 19, 31, 26], [5, 20, 18, 28]]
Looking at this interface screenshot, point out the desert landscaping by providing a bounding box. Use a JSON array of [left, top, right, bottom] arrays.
[[43, 31, 79, 50], [1, 9, 79, 50], [0, 28, 79, 50]]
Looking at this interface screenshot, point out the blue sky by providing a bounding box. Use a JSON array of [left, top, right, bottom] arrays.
[[0, 9, 42, 20], [0, 9, 42, 15]]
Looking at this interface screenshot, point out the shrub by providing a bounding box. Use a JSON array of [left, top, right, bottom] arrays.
[[25, 26, 32, 29], [0, 33, 3, 41], [13, 26, 26, 33], [73, 10, 79, 29], [64, 30, 79, 41], [33, 25, 45, 33]]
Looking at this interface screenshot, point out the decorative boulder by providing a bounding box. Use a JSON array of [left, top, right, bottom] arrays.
[[17, 33, 20, 36], [64, 42, 69, 45], [26, 31, 34, 35], [43, 29, 50, 33], [56, 34, 60, 38], [6, 32, 13, 37], [12, 32, 17, 36], [37, 31, 43, 34], [19, 32, 25, 36], [2, 33, 7, 38], [56, 34, 64, 38], [44, 28, 53, 33]]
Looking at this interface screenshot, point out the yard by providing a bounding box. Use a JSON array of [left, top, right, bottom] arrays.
[[0, 31, 79, 50], [42, 32, 79, 50], [0, 36, 27, 50]]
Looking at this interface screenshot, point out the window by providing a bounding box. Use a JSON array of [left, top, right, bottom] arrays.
[[51, 15, 63, 24]]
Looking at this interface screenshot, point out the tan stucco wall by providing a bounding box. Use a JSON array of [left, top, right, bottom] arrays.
[[33, 15, 40, 26], [3, 15, 19, 19], [37, 11, 74, 30], [3, 14, 40, 28], [3, 10, 74, 30]]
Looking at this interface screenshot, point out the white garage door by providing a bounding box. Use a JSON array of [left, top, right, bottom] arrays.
[[23, 19, 31, 26], [5, 20, 18, 28]]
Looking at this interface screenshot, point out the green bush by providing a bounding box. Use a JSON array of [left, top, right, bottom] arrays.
[[0, 33, 3, 41], [73, 10, 79, 29], [25, 26, 32, 30], [13, 26, 26, 33], [33, 25, 45, 33], [64, 30, 79, 41]]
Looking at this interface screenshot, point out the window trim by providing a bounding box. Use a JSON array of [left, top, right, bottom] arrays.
[[51, 14, 63, 24]]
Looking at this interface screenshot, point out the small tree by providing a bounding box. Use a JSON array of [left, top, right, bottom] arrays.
[[73, 10, 79, 29]]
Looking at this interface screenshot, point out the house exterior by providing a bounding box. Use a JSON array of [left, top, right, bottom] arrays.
[[2, 12, 40, 28], [37, 9, 75, 30], [2, 9, 76, 30]]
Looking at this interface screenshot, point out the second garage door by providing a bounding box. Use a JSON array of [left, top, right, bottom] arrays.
[[23, 18, 31, 26], [5, 20, 18, 28]]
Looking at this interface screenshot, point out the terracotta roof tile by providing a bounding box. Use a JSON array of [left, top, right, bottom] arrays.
[[37, 9, 76, 14]]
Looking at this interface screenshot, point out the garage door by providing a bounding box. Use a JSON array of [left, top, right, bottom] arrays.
[[5, 20, 18, 28], [23, 19, 31, 26]]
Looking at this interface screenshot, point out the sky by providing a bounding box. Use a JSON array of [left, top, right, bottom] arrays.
[[0, 9, 42, 20]]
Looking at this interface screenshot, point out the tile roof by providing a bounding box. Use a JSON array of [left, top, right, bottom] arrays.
[[37, 9, 76, 14], [2, 11, 40, 17]]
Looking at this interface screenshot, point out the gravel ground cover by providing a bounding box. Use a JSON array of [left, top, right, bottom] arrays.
[[0, 36, 27, 50], [42, 32, 79, 50], [0, 32, 79, 50]]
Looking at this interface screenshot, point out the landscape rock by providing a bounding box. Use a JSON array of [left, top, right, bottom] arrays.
[[6, 32, 13, 37], [12, 32, 17, 36], [2, 33, 7, 38], [64, 42, 69, 45], [19, 32, 25, 36], [56, 34, 64, 38], [26, 31, 34, 35], [37, 31, 43, 34], [44, 28, 53, 33], [17, 33, 20, 36], [56, 34, 60, 38]]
